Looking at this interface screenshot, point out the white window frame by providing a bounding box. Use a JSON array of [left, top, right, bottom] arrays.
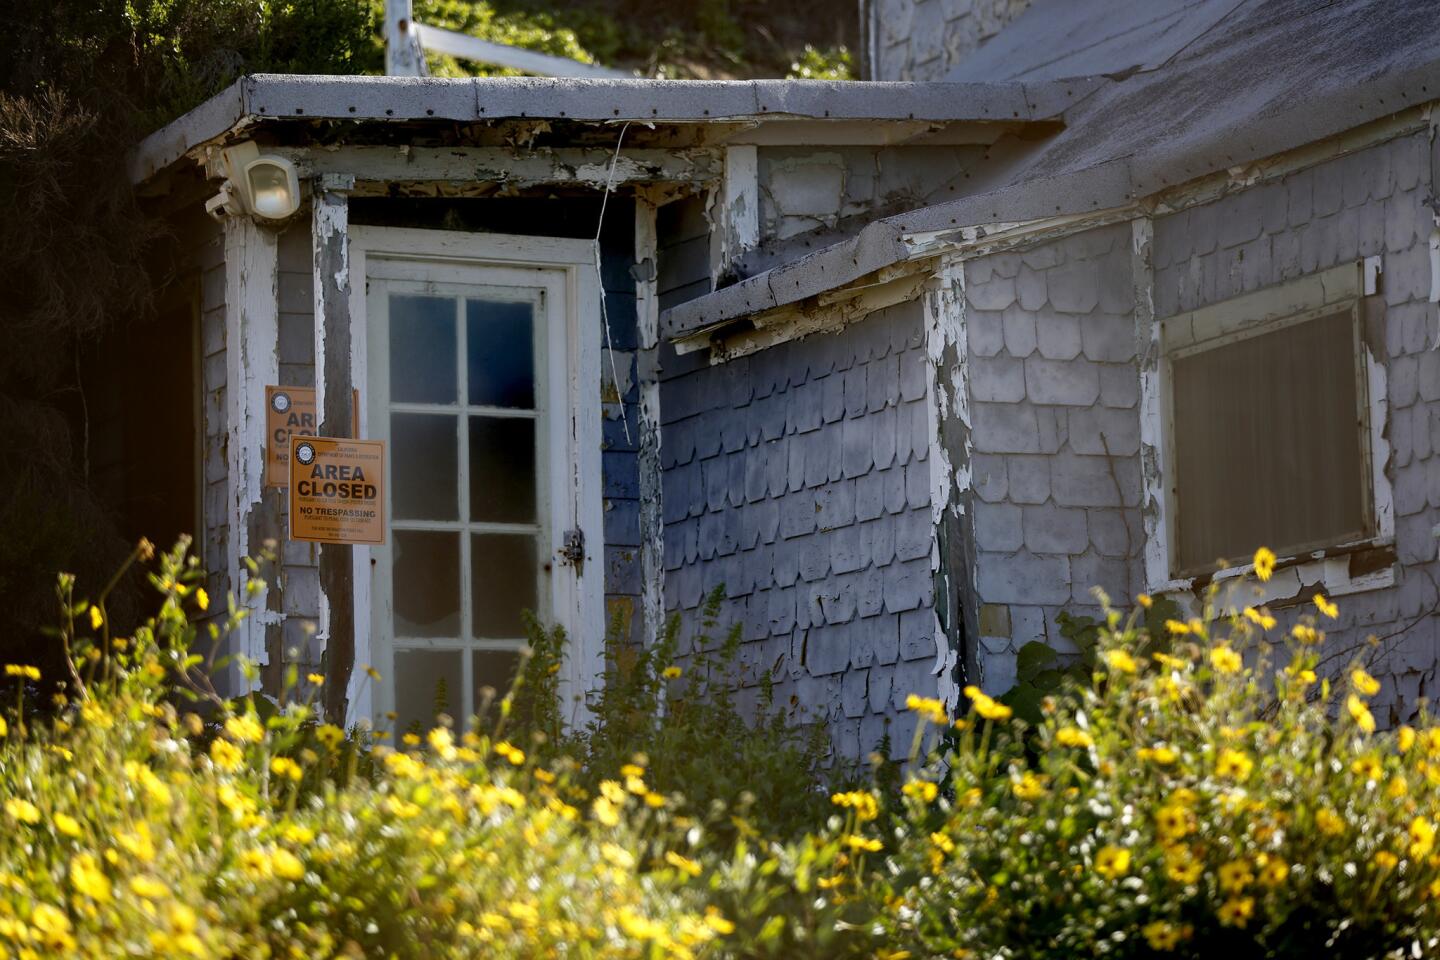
[[1141, 259, 1395, 602], [347, 226, 604, 729]]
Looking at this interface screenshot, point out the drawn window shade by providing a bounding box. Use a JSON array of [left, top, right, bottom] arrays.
[[1169, 305, 1371, 577]]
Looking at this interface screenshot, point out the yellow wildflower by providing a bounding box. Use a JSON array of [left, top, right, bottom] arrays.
[[1094, 845, 1131, 879], [271, 848, 305, 881], [129, 875, 167, 899], [1055, 727, 1093, 748], [1218, 896, 1255, 927], [842, 834, 883, 853], [930, 831, 956, 854], [1104, 649, 1139, 673], [315, 724, 344, 750], [1410, 817, 1436, 860], [0, 716, 6, 738], [6, 799, 39, 825], [1164, 849, 1204, 884], [270, 757, 303, 782], [1351, 752, 1383, 781], [1252, 546, 1276, 581], [494, 741, 526, 766], [1215, 748, 1254, 780], [118, 823, 156, 863], [1143, 920, 1182, 951], [89, 606, 103, 630], [1374, 850, 1399, 871], [661, 665, 683, 679], [1137, 593, 1153, 608], [1218, 860, 1253, 893], [1399, 726, 1417, 752], [1351, 669, 1381, 696], [195, 587, 210, 611], [1155, 804, 1193, 842], [427, 727, 457, 761], [1165, 619, 1191, 635], [53, 813, 81, 838], [1347, 694, 1376, 734], [1292, 624, 1320, 644], [1313, 593, 1339, 619], [963, 686, 1012, 721], [905, 694, 948, 724], [4, 665, 39, 681], [70, 852, 111, 902], [224, 714, 264, 743], [703, 908, 735, 935], [830, 790, 879, 822], [1242, 607, 1276, 630], [210, 738, 243, 772], [1012, 771, 1046, 800], [664, 850, 703, 877], [902, 779, 939, 803], [1210, 645, 1242, 674], [1139, 745, 1178, 765]]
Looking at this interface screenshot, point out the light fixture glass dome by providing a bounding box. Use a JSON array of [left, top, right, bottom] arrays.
[[244, 157, 300, 220]]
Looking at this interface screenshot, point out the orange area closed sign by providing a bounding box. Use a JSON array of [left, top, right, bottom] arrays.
[[265, 386, 359, 487], [288, 436, 387, 545]]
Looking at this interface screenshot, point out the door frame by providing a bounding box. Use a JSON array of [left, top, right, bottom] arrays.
[[347, 225, 604, 729]]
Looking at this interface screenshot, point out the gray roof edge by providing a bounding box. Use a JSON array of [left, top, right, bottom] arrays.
[[128, 73, 1080, 184], [1131, 59, 1440, 196], [127, 78, 247, 184], [659, 157, 1136, 341]]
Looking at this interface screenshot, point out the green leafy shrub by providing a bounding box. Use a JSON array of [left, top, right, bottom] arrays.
[[864, 557, 1440, 958]]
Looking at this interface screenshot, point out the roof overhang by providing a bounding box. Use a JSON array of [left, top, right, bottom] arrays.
[[128, 74, 1099, 185], [663, 54, 1440, 349]]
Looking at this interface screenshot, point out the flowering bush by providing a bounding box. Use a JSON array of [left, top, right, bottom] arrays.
[[869, 549, 1440, 958], [3, 541, 1437, 958]]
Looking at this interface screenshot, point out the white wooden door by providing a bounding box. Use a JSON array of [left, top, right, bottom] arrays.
[[350, 228, 603, 735]]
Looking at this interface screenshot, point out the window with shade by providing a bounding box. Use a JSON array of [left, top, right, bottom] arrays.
[[1166, 300, 1374, 577]]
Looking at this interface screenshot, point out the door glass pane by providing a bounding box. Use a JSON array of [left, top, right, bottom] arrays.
[[468, 299, 535, 408], [472, 649, 521, 710], [391, 413, 458, 520], [389, 295, 457, 404], [471, 534, 538, 637], [393, 649, 461, 739], [468, 417, 536, 523], [392, 531, 460, 637]]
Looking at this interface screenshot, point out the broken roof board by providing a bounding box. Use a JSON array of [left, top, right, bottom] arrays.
[[128, 74, 1095, 184], [662, 0, 1440, 340]]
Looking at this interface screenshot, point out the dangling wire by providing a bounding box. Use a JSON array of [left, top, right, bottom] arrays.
[[594, 121, 633, 445]]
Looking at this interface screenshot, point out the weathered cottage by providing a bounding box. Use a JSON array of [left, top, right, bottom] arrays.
[[127, 0, 1440, 754]]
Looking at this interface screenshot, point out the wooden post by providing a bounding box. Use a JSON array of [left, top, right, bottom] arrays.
[[384, 0, 426, 77], [222, 217, 280, 695], [312, 179, 357, 723], [634, 194, 665, 648]]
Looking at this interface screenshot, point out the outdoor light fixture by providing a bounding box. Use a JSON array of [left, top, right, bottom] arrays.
[[205, 141, 302, 222]]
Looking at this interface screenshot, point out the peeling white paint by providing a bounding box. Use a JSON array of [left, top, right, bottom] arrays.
[[222, 217, 279, 693], [1132, 217, 1173, 595], [635, 196, 666, 649], [923, 256, 968, 712]]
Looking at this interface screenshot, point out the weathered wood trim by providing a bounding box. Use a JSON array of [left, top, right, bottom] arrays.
[[312, 181, 358, 723], [272, 146, 721, 192], [924, 257, 976, 710], [710, 145, 758, 283], [222, 217, 280, 694], [634, 195, 665, 649]]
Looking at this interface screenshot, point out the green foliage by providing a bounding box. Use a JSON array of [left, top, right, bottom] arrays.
[[525, 586, 848, 842], [1002, 593, 1183, 725], [868, 581, 1440, 958], [786, 45, 853, 80], [407, 1, 600, 77]]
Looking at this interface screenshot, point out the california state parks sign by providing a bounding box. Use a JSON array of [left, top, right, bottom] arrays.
[[288, 437, 386, 545]]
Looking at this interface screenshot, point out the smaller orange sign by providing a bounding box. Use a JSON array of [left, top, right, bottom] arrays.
[[265, 386, 359, 487], [288, 436, 386, 545]]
